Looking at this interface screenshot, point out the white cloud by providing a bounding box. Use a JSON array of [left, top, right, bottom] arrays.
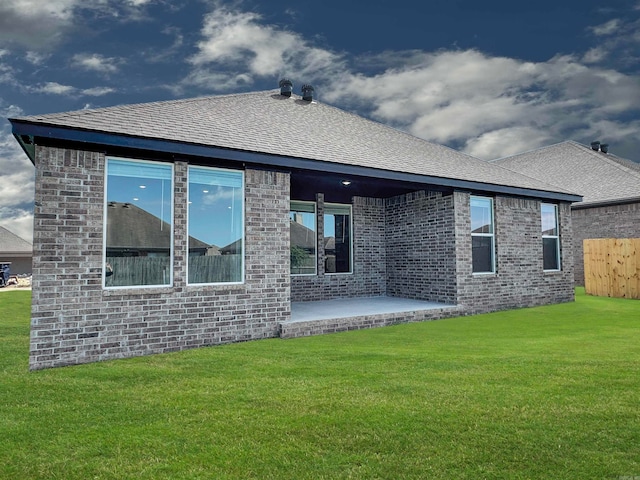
[[186, 7, 345, 90], [465, 127, 553, 160], [0, 103, 35, 242], [25, 51, 50, 65], [0, 0, 79, 49], [589, 19, 620, 36], [582, 47, 608, 64], [28, 82, 115, 97], [321, 49, 640, 159], [125, 0, 154, 5], [0, 0, 160, 50], [32, 81, 76, 95], [72, 53, 121, 74], [181, 4, 640, 161], [81, 86, 115, 96]]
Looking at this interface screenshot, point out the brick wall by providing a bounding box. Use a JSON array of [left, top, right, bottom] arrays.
[[29, 146, 291, 370], [29, 145, 578, 369], [385, 191, 457, 303], [572, 202, 640, 286], [291, 196, 387, 301], [455, 192, 574, 313]]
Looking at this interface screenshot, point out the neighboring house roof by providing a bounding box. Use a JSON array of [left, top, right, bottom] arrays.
[[10, 89, 580, 202], [290, 220, 316, 250], [219, 239, 242, 255], [0, 226, 32, 257], [106, 202, 209, 251], [491, 141, 640, 208]]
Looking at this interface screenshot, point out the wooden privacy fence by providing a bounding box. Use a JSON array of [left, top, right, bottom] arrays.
[[584, 238, 640, 299]]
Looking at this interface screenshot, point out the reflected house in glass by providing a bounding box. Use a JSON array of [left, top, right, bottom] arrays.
[[10, 84, 581, 370]]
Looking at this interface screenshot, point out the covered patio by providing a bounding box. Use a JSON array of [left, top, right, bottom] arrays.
[[280, 296, 462, 339]]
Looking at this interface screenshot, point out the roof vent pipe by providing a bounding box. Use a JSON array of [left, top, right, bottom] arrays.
[[600, 143, 609, 154], [301, 84, 314, 102], [590, 141, 600, 151], [279, 78, 293, 97]]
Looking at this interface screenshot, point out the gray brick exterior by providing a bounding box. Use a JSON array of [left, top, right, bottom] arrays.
[[571, 202, 640, 286], [385, 191, 457, 303], [30, 146, 290, 370], [454, 193, 575, 313], [291, 195, 387, 301], [29, 146, 575, 369]]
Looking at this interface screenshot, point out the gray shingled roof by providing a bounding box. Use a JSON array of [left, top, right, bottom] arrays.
[[0, 226, 32, 255], [12, 89, 577, 197], [491, 141, 640, 206]]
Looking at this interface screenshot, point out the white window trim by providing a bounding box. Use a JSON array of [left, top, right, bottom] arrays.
[[470, 196, 496, 275], [186, 165, 245, 286], [324, 202, 353, 275], [542, 203, 561, 272], [103, 156, 175, 290], [290, 200, 318, 276]]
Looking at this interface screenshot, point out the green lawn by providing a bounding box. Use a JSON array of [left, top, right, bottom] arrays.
[[1, 289, 639, 479]]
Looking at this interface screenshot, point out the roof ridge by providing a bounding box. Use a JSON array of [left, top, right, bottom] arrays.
[[490, 140, 574, 162], [568, 141, 640, 178], [10, 90, 280, 121], [0, 226, 32, 250]]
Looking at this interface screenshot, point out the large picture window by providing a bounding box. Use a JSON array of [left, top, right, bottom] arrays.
[[324, 203, 352, 274], [541, 203, 560, 271], [290, 201, 317, 275], [470, 196, 495, 274], [188, 166, 244, 284], [105, 158, 173, 287]]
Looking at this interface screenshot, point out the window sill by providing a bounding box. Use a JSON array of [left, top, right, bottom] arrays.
[[103, 285, 174, 296]]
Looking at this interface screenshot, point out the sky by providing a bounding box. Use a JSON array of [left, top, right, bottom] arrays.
[[1, 0, 639, 243]]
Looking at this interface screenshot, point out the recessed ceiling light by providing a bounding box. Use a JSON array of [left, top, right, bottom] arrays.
[[139, 185, 146, 189], [133, 197, 139, 201], [203, 189, 209, 193], [341, 180, 352, 186]]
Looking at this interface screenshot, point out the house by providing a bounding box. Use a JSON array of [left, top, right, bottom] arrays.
[[0, 226, 32, 276], [10, 83, 581, 370], [491, 141, 640, 286], [105, 201, 211, 286]]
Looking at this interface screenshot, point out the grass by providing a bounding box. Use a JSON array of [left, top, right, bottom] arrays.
[[1, 289, 639, 479]]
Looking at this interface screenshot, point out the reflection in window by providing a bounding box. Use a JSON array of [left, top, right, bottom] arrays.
[[105, 158, 173, 287], [324, 204, 352, 274], [290, 201, 317, 275], [188, 166, 244, 284], [471, 196, 495, 273], [541, 203, 560, 271]]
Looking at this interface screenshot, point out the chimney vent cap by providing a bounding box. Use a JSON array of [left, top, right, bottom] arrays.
[[301, 84, 315, 101], [279, 78, 293, 97]]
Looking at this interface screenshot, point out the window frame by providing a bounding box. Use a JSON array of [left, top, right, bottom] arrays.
[[541, 203, 561, 272], [186, 165, 245, 286], [324, 202, 353, 275], [470, 196, 496, 275], [103, 156, 174, 290], [289, 200, 318, 276]]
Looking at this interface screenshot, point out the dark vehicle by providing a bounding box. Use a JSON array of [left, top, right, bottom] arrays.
[[0, 263, 10, 287]]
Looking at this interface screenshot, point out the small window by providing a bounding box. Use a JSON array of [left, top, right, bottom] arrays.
[[290, 201, 317, 275], [187, 166, 244, 284], [105, 158, 173, 287], [324, 203, 352, 274], [541, 203, 560, 271], [470, 196, 495, 274]]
